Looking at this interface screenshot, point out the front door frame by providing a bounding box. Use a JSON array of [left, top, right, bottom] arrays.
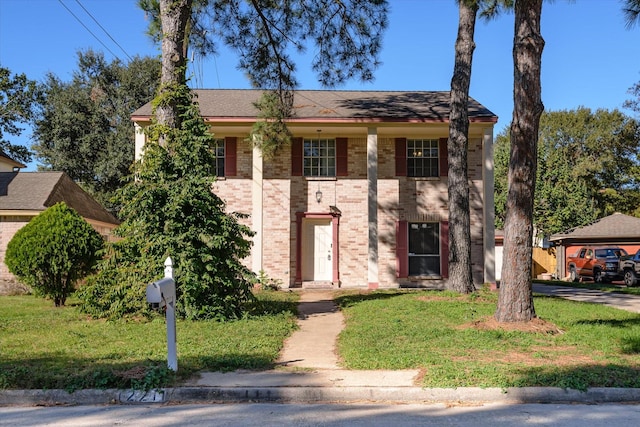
[[295, 211, 340, 285]]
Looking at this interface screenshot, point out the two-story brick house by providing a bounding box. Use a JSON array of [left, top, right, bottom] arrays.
[[132, 89, 497, 289]]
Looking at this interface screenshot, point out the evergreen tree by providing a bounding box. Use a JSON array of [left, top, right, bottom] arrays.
[[78, 86, 255, 320]]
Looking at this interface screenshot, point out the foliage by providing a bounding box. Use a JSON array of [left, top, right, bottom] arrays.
[[622, 0, 640, 28], [0, 66, 40, 163], [625, 80, 640, 119], [78, 85, 256, 321], [0, 291, 298, 390], [495, 108, 640, 236], [138, 0, 388, 155], [5, 202, 103, 307], [256, 270, 282, 291], [335, 290, 640, 389], [31, 50, 161, 213]]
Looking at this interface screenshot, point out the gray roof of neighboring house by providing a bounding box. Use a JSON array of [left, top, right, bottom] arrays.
[[0, 171, 118, 225], [550, 213, 640, 241], [131, 89, 498, 122]]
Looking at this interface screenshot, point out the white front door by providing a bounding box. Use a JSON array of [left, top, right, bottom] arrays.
[[302, 219, 333, 281]]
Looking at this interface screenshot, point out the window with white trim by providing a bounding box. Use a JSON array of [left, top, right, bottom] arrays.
[[407, 139, 439, 177], [408, 222, 441, 276], [211, 139, 225, 177], [304, 138, 336, 177]]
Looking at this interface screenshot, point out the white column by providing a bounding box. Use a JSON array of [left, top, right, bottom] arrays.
[[252, 144, 264, 275], [134, 123, 146, 162], [367, 127, 379, 288], [482, 127, 496, 284]]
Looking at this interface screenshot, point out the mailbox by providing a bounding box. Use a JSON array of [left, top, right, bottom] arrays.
[[145, 257, 177, 371], [146, 277, 175, 309]]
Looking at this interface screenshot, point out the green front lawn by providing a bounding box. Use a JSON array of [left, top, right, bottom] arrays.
[[335, 288, 640, 390], [0, 291, 298, 391], [2, 286, 640, 391]]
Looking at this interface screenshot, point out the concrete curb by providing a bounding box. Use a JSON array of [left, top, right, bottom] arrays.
[[2, 386, 640, 406]]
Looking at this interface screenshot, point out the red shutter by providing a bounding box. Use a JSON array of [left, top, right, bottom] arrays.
[[395, 138, 407, 177], [439, 137, 448, 177], [336, 137, 348, 176], [291, 137, 303, 176], [440, 221, 449, 278], [224, 137, 237, 177], [396, 220, 408, 278]]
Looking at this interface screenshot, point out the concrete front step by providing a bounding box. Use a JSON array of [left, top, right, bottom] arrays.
[[300, 281, 336, 289]]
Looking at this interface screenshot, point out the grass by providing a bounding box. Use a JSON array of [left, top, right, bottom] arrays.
[[3, 286, 640, 391], [534, 279, 640, 296], [0, 291, 298, 391], [334, 288, 640, 390]]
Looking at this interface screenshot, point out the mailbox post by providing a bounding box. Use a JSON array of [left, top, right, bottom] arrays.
[[146, 257, 177, 371]]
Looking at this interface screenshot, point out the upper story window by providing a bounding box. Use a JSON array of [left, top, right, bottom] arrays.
[[212, 139, 225, 177], [304, 138, 336, 177], [407, 139, 439, 177]]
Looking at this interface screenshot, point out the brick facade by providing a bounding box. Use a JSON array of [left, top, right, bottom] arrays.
[[132, 89, 497, 289], [210, 134, 487, 289]]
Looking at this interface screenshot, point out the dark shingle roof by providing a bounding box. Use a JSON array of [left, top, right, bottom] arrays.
[[0, 172, 118, 225], [550, 213, 640, 241], [132, 89, 497, 123]]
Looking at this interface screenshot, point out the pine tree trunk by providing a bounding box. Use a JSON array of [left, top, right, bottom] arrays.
[[157, 0, 192, 141], [495, 0, 545, 322], [447, 1, 477, 293]]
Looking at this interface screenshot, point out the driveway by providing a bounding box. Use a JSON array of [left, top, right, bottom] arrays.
[[533, 283, 640, 313]]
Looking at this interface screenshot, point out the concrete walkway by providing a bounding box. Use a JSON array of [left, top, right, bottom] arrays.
[[185, 289, 422, 391], [276, 290, 343, 369]]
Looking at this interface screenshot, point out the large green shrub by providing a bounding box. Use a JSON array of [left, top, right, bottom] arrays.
[[5, 202, 104, 306], [78, 85, 255, 320]]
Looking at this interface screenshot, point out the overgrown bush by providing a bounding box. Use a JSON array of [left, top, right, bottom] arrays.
[[5, 202, 103, 306], [78, 85, 255, 320]]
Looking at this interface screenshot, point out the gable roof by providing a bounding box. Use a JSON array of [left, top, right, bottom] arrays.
[[550, 213, 640, 241], [131, 89, 498, 123], [0, 149, 26, 170], [0, 171, 118, 225]]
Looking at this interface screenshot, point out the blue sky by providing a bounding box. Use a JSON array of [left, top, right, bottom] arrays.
[[1, 0, 639, 171]]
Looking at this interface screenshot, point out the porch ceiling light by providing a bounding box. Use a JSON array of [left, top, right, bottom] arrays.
[[316, 189, 323, 203]]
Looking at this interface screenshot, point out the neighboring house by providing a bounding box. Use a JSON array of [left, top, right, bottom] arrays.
[[132, 89, 498, 289], [0, 149, 26, 172], [0, 167, 119, 293], [550, 213, 640, 279]]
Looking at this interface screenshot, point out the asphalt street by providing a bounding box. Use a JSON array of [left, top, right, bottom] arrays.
[[2, 402, 640, 427]]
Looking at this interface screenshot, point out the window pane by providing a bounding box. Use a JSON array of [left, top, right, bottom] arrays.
[[303, 138, 336, 177], [408, 222, 440, 275], [406, 139, 438, 177], [212, 139, 225, 177], [409, 256, 440, 276]]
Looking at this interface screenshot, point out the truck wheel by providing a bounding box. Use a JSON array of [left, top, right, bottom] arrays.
[[570, 266, 578, 282], [624, 270, 638, 287], [594, 269, 604, 283]]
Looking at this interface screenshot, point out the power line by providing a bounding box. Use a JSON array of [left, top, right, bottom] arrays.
[[56, 0, 120, 62], [74, 0, 133, 62]]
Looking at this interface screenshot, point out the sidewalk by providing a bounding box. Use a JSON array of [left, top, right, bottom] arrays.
[[2, 286, 640, 406]]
